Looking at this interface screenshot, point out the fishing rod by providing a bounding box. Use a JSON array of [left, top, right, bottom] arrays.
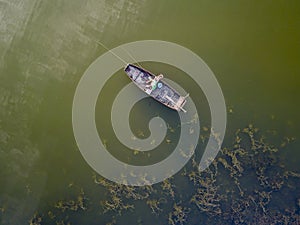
[[120, 46, 143, 68], [95, 40, 143, 68], [95, 40, 128, 65]]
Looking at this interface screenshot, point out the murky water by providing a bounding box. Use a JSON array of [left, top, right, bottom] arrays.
[[0, 1, 299, 224]]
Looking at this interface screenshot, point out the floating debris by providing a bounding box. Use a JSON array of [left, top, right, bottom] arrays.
[[168, 203, 190, 225], [29, 213, 42, 225], [166, 138, 172, 144], [101, 193, 134, 215], [161, 178, 175, 199], [29, 124, 300, 224], [280, 136, 296, 148], [55, 221, 71, 225], [146, 199, 164, 214], [167, 123, 176, 133], [47, 211, 56, 220], [136, 129, 145, 138], [189, 166, 222, 216], [54, 188, 87, 212]]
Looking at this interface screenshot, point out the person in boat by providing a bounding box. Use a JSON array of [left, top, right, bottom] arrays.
[[146, 74, 164, 90]]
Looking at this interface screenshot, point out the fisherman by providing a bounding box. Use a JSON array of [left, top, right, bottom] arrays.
[[146, 74, 164, 90]]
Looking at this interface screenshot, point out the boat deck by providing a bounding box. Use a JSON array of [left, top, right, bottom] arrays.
[[124, 64, 186, 112]]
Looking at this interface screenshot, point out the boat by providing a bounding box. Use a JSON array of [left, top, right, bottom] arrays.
[[124, 64, 188, 112]]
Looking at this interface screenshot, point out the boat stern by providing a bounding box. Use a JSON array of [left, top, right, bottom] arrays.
[[174, 96, 187, 113]]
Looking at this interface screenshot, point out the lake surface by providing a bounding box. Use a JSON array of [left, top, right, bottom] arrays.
[[0, 1, 299, 224]]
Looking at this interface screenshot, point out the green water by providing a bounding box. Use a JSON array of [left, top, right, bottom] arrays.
[[0, 1, 299, 224]]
